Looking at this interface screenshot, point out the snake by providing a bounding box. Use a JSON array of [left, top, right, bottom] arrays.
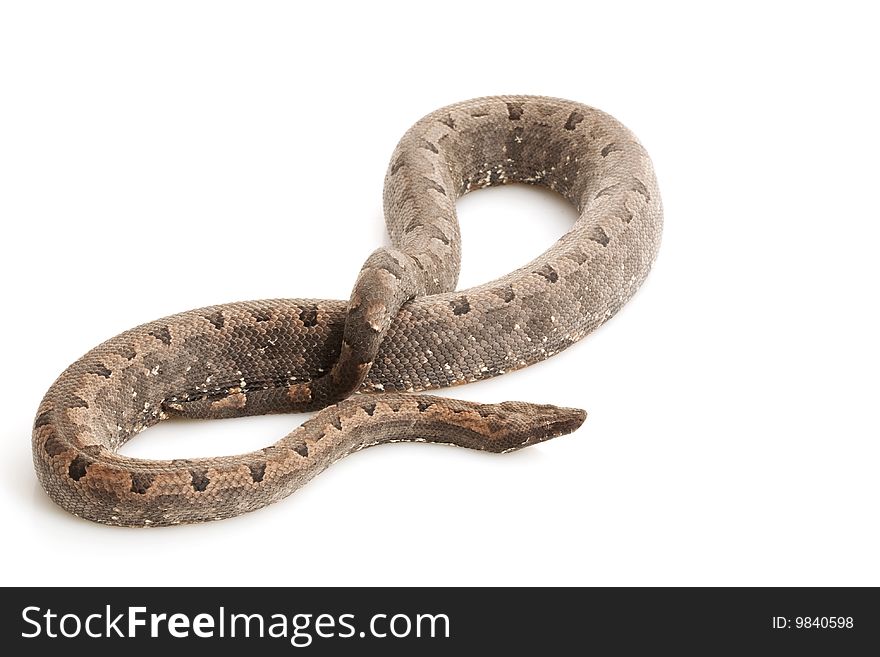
[[32, 96, 662, 526]]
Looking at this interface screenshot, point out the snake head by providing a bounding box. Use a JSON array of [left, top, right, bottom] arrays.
[[507, 401, 586, 449], [484, 401, 587, 453]]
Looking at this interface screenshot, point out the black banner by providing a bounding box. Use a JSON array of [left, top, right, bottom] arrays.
[[3, 587, 876, 654]]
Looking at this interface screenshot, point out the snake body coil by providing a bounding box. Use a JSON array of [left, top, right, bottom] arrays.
[[33, 96, 662, 526]]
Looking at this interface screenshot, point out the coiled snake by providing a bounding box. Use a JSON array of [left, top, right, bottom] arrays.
[[32, 96, 662, 526]]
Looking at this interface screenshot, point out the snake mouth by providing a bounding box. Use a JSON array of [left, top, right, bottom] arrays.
[[540, 407, 588, 441]]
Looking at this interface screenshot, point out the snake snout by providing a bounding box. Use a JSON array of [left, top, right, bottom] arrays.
[[493, 401, 586, 450], [533, 406, 587, 442]]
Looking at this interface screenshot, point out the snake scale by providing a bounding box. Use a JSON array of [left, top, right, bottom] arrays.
[[33, 96, 662, 526]]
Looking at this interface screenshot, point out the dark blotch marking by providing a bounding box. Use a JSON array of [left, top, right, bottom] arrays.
[[424, 178, 447, 196], [68, 455, 90, 481], [149, 326, 172, 345], [589, 226, 611, 247], [439, 116, 455, 129], [595, 178, 650, 202], [390, 158, 404, 175], [34, 410, 53, 429], [535, 264, 559, 283], [470, 110, 489, 117], [506, 102, 524, 120], [249, 462, 266, 483], [565, 248, 589, 265], [44, 435, 66, 457], [377, 264, 403, 282], [601, 142, 621, 157], [293, 442, 309, 458], [70, 395, 89, 409], [477, 407, 496, 418], [622, 209, 634, 223], [417, 400, 434, 413], [88, 363, 112, 378], [595, 182, 622, 199], [422, 140, 439, 153], [191, 470, 210, 492], [205, 310, 225, 329], [299, 305, 319, 328], [493, 285, 515, 303], [130, 472, 154, 494], [118, 346, 137, 361], [564, 111, 585, 130], [450, 296, 471, 315], [363, 402, 376, 416], [430, 227, 451, 246], [369, 250, 407, 279], [251, 309, 271, 322], [407, 222, 450, 245], [330, 415, 342, 431], [630, 178, 651, 200]]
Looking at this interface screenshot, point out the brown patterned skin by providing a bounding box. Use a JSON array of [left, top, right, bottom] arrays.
[[32, 96, 662, 526]]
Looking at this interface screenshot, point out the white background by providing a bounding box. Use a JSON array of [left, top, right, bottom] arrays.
[[1, 2, 877, 587]]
